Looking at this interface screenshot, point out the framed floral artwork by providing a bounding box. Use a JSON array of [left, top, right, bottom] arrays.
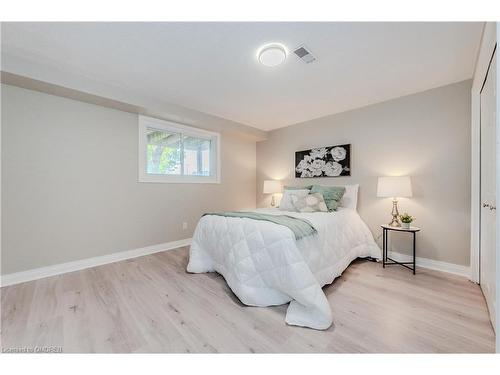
[[295, 144, 351, 178]]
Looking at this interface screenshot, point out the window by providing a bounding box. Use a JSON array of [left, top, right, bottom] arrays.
[[138, 116, 220, 183]]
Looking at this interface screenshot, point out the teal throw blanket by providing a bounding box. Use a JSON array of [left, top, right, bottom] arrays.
[[203, 211, 316, 240]]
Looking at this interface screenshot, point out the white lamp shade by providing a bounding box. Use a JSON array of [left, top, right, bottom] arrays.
[[263, 180, 282, 194], [377, 176, 412, 198]]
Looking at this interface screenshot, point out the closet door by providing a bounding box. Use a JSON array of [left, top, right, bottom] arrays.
[[480, 49, 497, 329]]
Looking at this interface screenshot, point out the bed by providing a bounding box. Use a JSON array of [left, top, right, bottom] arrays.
[[187, 206, 381, 330]]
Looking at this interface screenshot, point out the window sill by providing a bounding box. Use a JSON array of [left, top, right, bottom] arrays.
[[138, 174, 221, 184]]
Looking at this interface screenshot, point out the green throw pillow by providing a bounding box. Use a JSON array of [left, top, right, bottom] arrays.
[[310, 185, 346, 211], [284, 185, 313, 190]]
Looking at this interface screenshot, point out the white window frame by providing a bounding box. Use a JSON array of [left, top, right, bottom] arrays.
[[138, 115, 221, 184]]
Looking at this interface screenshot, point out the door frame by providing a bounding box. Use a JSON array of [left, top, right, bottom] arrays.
[[470, 22, 496, 284]]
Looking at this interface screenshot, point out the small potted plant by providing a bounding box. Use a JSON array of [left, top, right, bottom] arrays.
[[399, 213, 414, 229]]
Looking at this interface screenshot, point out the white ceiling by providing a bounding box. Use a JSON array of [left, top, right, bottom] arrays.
[[1, 22, 483, 131]]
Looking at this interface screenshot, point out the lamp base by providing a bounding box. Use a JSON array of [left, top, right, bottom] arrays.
[[388, 199, 401, 227], [271, 195, 276, 207]]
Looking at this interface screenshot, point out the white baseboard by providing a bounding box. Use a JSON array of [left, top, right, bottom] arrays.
[[1, 238, 192, 287], [1, 239, 470, 287], [387, 251, 470, 278]]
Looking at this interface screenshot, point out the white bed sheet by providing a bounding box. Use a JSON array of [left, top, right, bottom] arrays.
[[187, 208, 381, 330]]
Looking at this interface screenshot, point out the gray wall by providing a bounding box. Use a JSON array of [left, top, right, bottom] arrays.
[[2, 79, 472, 273], [257, 80, 472, 266], [1, 84, 256, 274]]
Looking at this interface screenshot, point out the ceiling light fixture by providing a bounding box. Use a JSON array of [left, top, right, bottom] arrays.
[[257, 43, 287, 67]]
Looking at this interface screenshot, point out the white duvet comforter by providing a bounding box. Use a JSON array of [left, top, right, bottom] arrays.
[[187, 208, 381, 330]]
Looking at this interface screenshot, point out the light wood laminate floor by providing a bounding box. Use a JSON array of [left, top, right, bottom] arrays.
[[1, 247, 495, 353]]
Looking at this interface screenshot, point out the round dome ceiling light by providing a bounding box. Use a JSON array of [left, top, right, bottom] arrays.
[[258, 43, 287, 67]]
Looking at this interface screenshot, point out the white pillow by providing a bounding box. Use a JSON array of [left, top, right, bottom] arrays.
[[279, 189, 310, 211], [339, 184, 359, 210], [292, 193, 328, 213]]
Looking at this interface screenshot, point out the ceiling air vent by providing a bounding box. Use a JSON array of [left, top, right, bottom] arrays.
[[293, 45, 316, 64]]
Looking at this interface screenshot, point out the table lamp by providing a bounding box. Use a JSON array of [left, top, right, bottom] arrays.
[[263, 180, 282, 207], [377, 176, 412, 227]]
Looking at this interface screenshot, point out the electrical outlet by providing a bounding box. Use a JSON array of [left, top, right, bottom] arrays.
[[182, 222, 188, 230]]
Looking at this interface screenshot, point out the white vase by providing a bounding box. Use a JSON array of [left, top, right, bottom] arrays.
[[401, 222, 411, 229]]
